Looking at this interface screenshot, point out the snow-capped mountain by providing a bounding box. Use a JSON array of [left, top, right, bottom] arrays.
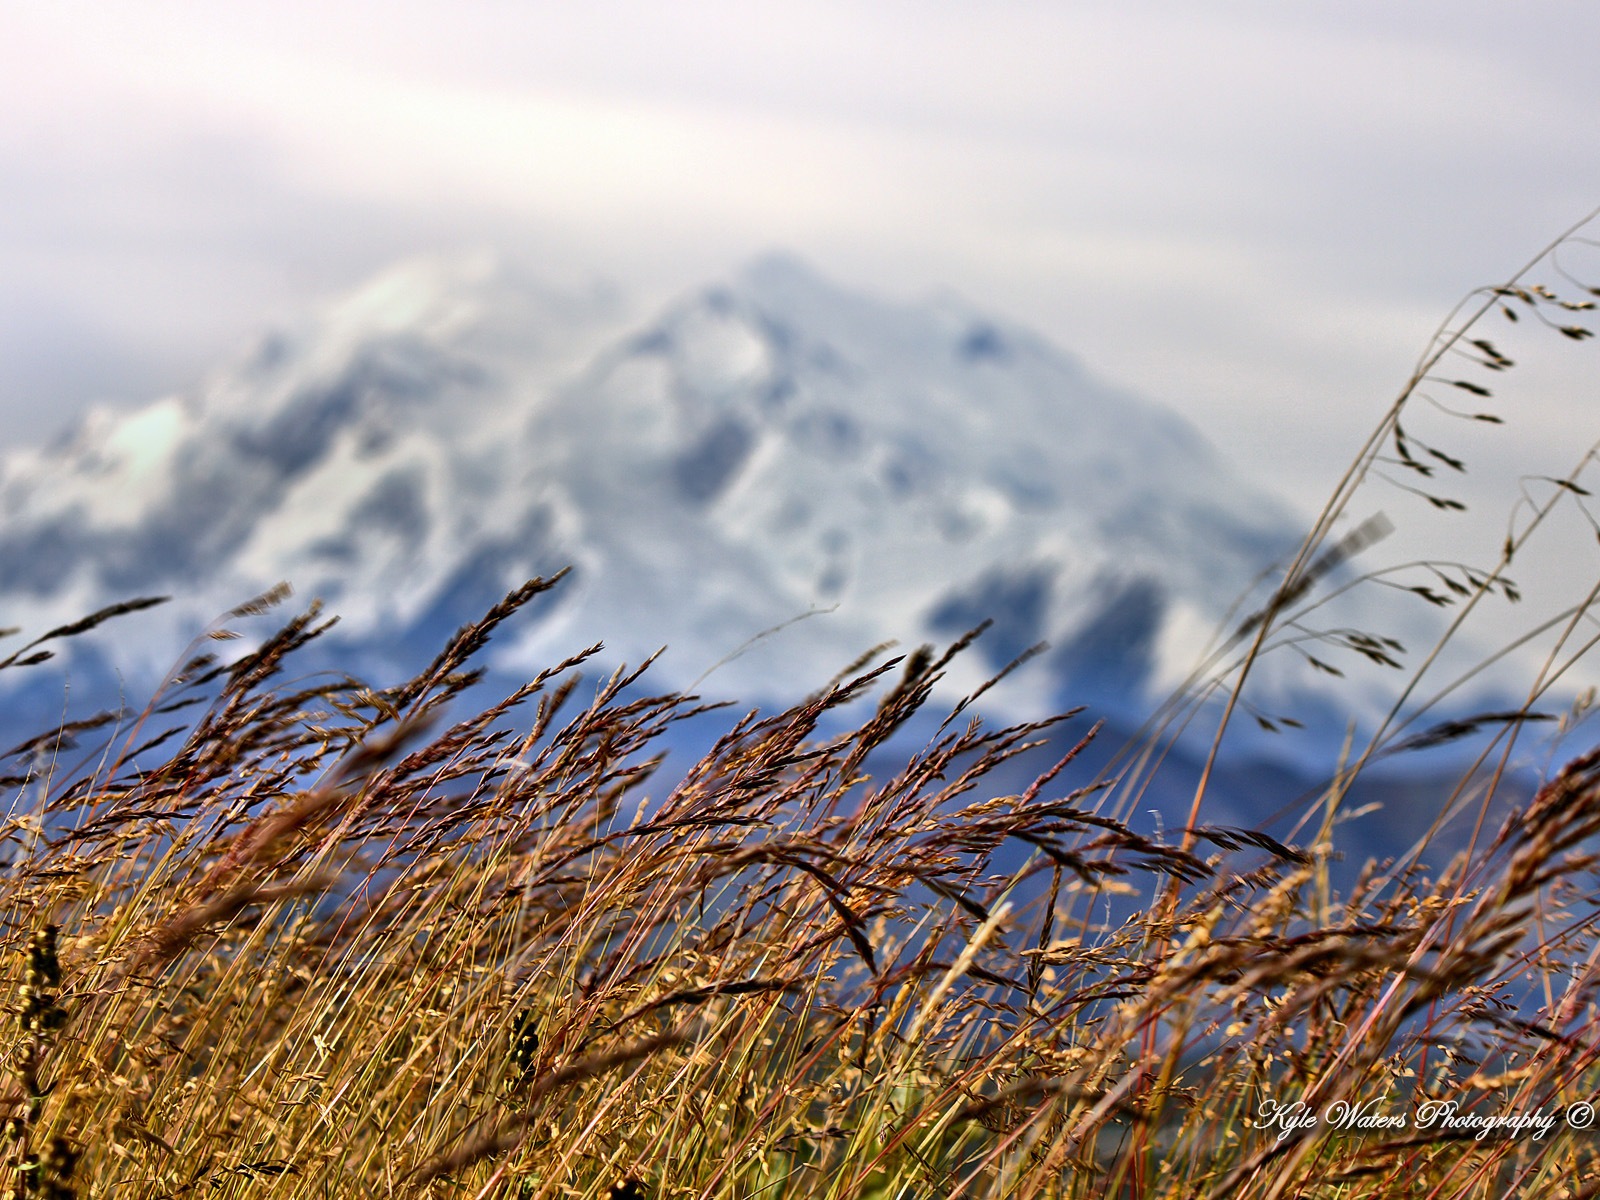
[[0, 252, 1306, 721]]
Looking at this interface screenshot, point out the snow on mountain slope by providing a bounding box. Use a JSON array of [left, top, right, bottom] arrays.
[[0, 251, 1307, 719], [0, 253, 623, 676], [503, 253, 1304, 712]]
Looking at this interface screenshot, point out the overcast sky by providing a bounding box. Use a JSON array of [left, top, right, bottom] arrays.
[[3, 1, 1599, 533]]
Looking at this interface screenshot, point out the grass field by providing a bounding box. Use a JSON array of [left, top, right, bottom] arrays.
[[2, 216, 1600, 1198]]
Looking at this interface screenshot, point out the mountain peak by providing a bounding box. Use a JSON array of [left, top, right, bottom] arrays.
[[737, 250, 839, 297], [1, 251, 1304, 721], [327, 251, 504, 336]]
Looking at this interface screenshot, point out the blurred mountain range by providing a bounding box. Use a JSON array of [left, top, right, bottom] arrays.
[[0, 252, 1308, 719]]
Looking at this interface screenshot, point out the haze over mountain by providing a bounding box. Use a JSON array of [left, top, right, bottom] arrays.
[[0, 252, 1317, 731]]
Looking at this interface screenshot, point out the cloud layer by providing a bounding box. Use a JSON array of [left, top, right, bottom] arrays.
[[3, 0, 1598, 525]]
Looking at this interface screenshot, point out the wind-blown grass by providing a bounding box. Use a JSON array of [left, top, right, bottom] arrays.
[[3, 214, 1600, 1198]]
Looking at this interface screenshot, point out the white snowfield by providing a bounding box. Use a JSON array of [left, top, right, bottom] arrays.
[[0, 251, 1308, 719]]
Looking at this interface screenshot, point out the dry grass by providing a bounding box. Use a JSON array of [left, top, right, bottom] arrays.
[[2, 215, 1600, 1198], [0, 577, 1594, 1200]]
